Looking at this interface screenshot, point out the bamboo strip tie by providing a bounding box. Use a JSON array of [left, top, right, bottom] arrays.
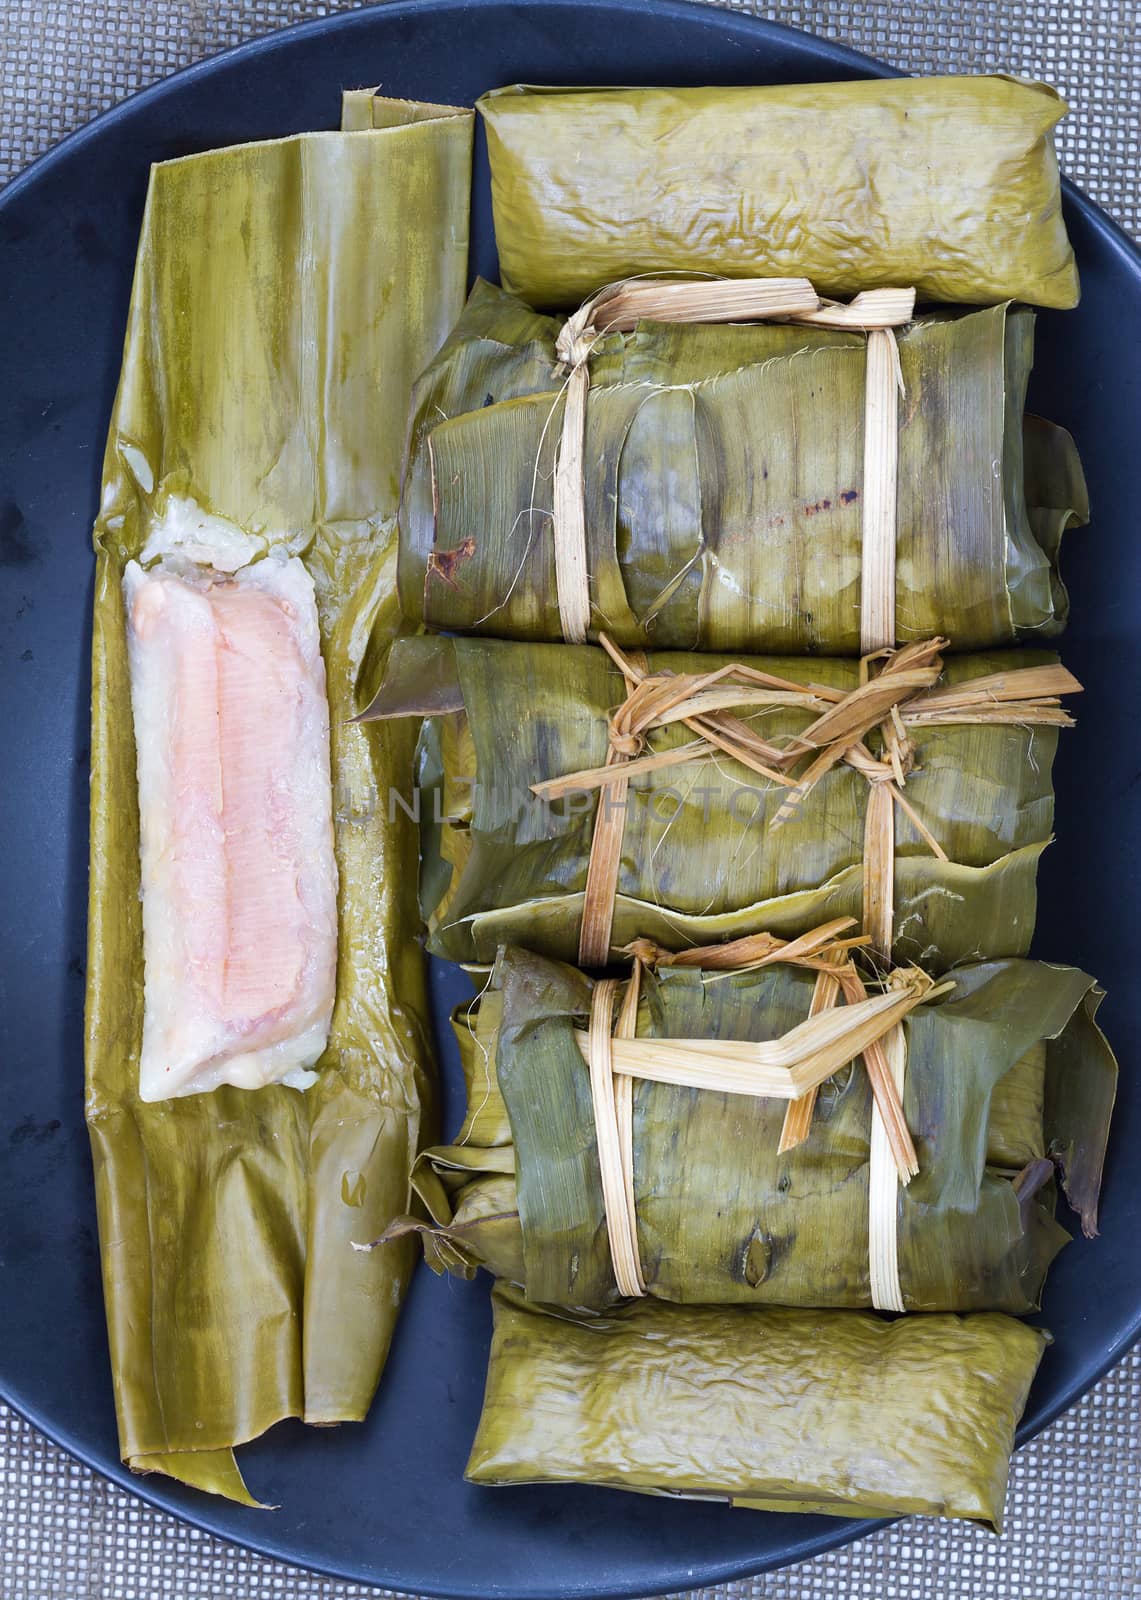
[[586, 978, 646, 1299], [545, 275, 1078, 1314], [624, 919, 926, 1194], [551, 277, 916, 643], [581, 924, 943, 1301], [778, 962, 845, 1154], [535, 636, 1079, 974], [860, 328, 905, 655], [579, 650, 647, 968], [626, 920, 863, 1157], [538, 641, 1079, 1305], [868, 1022, 909, 1313]]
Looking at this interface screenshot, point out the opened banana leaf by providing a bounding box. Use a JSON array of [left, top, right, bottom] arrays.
[[478, 77, 1078, 310], [398, 281, 1087, 652], [85, 100, 472, 1500], [364, 634, 1068, 971], [468, 1284, 1047, 1530], [394, 945, 1114, 1314]]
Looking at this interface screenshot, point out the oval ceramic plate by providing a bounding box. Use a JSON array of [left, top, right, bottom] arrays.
[[1, 2, 1139, 1595]]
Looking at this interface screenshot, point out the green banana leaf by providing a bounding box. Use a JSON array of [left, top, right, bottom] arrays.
[[404, 989, 521, 1283], [394, 946, 1115, 1314], [85, 99, 472, 1500], [364, 634, 1065, 971], [468, 1284, 1048, 1530], [398, 281, 1088, 652], [478, 77, 1079, 310]]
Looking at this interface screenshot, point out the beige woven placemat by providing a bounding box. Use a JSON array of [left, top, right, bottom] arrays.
[[1, 3, 1138, 1598]]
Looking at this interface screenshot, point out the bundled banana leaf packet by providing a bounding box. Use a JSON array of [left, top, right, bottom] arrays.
[[478, 77, 1079, 310], [85, 94, 473, 1501], [362, 634, 1073, 971], [469, 1285, 1047, 1529], [395, 945, 1115, 1314], [399, 281, 1088, 652]]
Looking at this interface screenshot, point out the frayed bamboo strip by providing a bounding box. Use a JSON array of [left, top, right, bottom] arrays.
[[564, 277, 914, 350], [537, 738, 712, 798], [578, 776, 631, 965], [795, 287, 917, 330], [778, 965, 845, 1153], [905, 704, 1076, 728], [627, 916, 879, 1156], [550, 360, 593, 643], [614, 961, 642, 1246], [868, 1023, 909, 1312], [624, 916, 868, 974], [860, 328, 904, 655], [587, 979, 646, 1298], [834, 966, 920, 1180], [904, 663, 1083, 716], [783, 640, 945, 758], [771, 642, 945, 824], [887, 783, 949, 862], [577, 276, 822, 337], [575, 975, 940, 1104], [578, 650, 647, 966], [632, 683, 830, 728], [862, 782, 897, 963], [534, 734, 791, 800]]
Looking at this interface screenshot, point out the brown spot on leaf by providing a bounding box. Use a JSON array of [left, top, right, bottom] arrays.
[[742, 1226, 773, 1287], [805, 493, 850, 515], [426, 536, 476, 590]]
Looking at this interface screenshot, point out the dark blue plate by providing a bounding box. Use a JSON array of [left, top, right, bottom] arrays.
[[2, 2, 1139, 1595]]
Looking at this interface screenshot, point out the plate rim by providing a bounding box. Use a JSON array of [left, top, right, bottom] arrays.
[[3, 1, 1141, 1593]]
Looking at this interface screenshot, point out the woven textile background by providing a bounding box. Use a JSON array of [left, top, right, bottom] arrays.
[[1, 3, 1138, 1598]]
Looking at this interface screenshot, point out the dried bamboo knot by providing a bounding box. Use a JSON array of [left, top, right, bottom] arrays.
[[579, 919, 949, 1305], [533, 633, 1081, 969]]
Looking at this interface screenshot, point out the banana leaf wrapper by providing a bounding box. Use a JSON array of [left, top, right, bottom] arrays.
[[468, 1284, 1048, 1530], [85, 101, 473, 1500], [398, 282, 1088, 652], [396, 946, 1115, 1314], [478, 77, 1078, 310], [366, 634, 1063, 971]]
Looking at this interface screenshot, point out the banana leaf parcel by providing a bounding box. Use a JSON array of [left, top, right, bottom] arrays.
[[394, 945, 1115, 1315], [478, 77, 1079, 310], [85, 98, 473, 1500], [468, 1284, 1047, 1529], [398, 281, 1088, 652], [363, 634, 1075, 971]]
